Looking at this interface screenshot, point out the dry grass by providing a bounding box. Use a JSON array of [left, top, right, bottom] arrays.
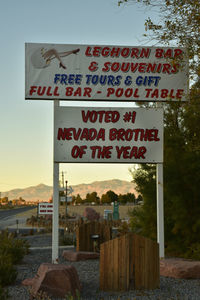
[[21, 204, 135, 222], [60, 204, 135, 220]]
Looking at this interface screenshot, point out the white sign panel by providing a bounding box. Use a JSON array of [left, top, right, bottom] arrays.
[[54, 107, 163, 163], [60, 196, 66, 202], [67, 196, 72, 202], [67, 186, 73, 194], [38, 203, 53, 215], [60, 196, 72, 202], [25, 43, 188, 102]]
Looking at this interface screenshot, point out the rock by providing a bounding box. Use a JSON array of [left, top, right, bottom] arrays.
[[160, 258, 200, 279], [22, 263, 81, 298], [62, 250, 100, 261], [22, 278, 34, 286], [83, 207, 100, 221]]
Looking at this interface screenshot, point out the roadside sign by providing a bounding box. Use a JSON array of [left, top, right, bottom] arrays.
[[67, 186, 73, 194], [25, 43, 188, 102], [60, 196, 66, 202], [38, 202, 53, 215], [54, 107, 163, 163], [60, 196, 72, 202], [67, 196, 72, 202]]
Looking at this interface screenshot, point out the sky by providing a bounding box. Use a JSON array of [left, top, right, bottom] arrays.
[[0, 0, 158, 192]]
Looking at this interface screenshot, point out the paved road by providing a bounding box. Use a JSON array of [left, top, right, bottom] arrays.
[[0, 206, 37, 229]]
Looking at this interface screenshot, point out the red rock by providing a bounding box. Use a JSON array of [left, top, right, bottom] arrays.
[[62, 250, 100, 261], [22, 278, 34, 286], [160, 258, 200, 279], [83, 207, 100, 221], [22, 263, 81, 298]]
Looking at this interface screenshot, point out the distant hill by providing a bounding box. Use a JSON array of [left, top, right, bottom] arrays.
[[2, 184, 52, 202], [72, 179, 138, 199], [2, 179, 138, 202]]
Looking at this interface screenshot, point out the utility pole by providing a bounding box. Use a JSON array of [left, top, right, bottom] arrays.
[[65, 180, 68, 217], [61, 171, 64, 188]]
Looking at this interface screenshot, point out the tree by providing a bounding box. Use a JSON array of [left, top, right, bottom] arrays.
[[118, 0, 200, 80], [73, 194, 83, 205], [136, 194, 143, 204], [129, 165, 157, 240], [106, 190, 119, 202], [85, 192, 100, 204], [1, 197, 8, 204], [130, 92, 200, 258], [101, 193, 111, 204], [118, 0, 200, 258], [118, 193, 136, 204], [101, 190, 118, 204]]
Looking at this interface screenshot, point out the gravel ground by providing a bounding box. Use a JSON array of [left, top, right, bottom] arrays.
[[6, 234, 200, 300]]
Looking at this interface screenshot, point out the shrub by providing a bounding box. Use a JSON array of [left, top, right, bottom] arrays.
[[0, 254, 17, 286], [59, 233, 75, 246], [0, 285, 9, 300], [116, 221, 130, 237], [0, 231, 29, 265], [0, 287, 9, 300], [30, 290, 52, 300]]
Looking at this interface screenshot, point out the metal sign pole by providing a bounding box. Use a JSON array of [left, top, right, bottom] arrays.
[[65, 180, 68, 217], [52, 100, 60, 263]]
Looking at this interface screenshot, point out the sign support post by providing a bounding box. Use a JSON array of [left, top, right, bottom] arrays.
[[52, 100, 60, 263], [157, 163, 164, 258], [156, 103, 165, 258], [156, 102, 164, 258]]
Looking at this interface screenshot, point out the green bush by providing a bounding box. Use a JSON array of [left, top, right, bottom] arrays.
[[184, 243, 200, 260], [0, 254, 17, 286], [59, 233, 75, 246], [0, 285, 9, 300], [0, 230, 29, 264], [0, 230, 30, 287]]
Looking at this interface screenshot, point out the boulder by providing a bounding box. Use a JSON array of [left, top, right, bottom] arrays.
[[83, 207, 100, 221], [22, 263, 81, 298], [160, 258, 200, 279], [62, 250, 100, 261]]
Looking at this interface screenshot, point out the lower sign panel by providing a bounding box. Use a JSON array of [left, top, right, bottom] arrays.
[[54, 107, 163, 163]]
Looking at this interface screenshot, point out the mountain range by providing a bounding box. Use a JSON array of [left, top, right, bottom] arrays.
[[2, 179, 138, 202]]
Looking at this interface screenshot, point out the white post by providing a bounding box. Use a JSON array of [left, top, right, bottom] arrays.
[[156, 102, 164, 259], [156, 163, 164, 258], [52, 100, 60, 263]]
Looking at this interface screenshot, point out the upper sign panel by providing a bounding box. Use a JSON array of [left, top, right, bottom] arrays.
[[25, 43, 188, 102]]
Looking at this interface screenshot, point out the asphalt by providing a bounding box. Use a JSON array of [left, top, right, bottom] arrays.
[[0, 206, 37, 230]]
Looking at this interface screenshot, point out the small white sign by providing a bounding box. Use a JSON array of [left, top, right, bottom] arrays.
[[67, 196, 72, 202], [38, 202, 53, 215], [67, 186, 73, 194], [60, 196, 72, 202], [60, 196, 66, 202]]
